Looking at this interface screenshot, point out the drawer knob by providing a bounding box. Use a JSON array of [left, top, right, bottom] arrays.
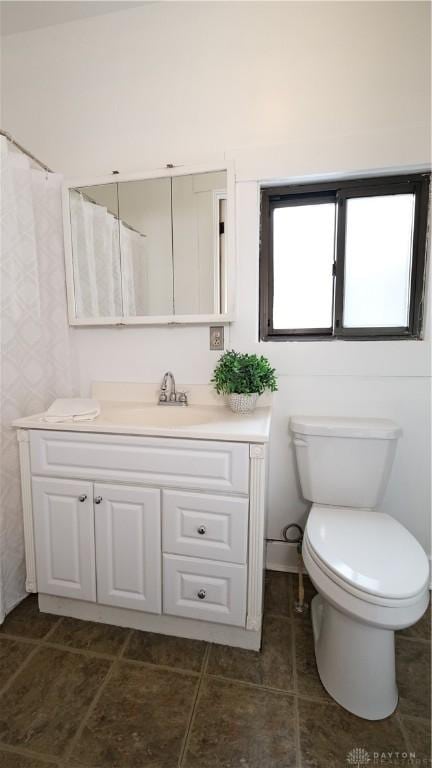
[[78, 494, 87, 502], [94, 496, 103, 505], [197, 525, 207, 535], [197, 589, 207, 600]]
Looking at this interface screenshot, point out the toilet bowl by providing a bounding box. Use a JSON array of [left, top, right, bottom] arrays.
[[303, 505, 429, 719], [291, 416, 430, 720]]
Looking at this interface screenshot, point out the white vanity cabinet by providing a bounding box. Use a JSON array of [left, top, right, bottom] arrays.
[[16, 427, 267, 650]]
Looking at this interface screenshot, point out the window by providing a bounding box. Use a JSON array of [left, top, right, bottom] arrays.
[[260, 174, 430, 340]]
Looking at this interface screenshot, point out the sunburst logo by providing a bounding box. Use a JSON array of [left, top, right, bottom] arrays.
[[346, 747, 371, 767]]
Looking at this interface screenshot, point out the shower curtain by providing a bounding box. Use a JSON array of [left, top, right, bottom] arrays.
[[0, 136, 73, 623], [121, 223, 148, 317], [70, 190, 148, 318], [70, 189, 123, 318]]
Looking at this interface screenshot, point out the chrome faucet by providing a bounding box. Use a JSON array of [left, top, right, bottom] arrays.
[[158, 371, 188, 406]]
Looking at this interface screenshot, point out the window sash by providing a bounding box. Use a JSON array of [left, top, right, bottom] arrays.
[[259, 173, 429, 341], [270, 192, 336, 335]]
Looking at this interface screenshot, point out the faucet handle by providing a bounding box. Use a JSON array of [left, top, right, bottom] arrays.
[[177, 392, 188, 405]]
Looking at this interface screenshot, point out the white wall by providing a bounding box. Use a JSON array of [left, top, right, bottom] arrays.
[[2, 1, 431, 564]]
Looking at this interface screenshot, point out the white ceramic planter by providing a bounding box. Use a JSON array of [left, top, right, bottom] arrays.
[[227, 393, 259, 414]]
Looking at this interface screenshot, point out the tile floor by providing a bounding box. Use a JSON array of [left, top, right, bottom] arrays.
[[0, 572, 429, 768]]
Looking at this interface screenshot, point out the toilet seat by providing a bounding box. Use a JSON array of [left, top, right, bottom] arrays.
[[305, 505, 429, 605]]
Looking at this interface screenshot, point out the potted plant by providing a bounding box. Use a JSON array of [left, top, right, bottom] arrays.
[[211, 350, 278, 414]]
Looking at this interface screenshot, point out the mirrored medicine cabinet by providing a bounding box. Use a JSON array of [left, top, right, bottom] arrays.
[[63, 165, 234, 325]]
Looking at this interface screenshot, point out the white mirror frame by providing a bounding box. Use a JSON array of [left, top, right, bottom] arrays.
[[62, 159, 236, 326]]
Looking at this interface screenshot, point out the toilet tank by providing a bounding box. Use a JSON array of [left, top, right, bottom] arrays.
[[291, 416, 401, 509]]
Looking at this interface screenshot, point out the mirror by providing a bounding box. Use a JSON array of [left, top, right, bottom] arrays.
[[69, 183, 122, 320], [66, 169, 228, 324], [118, 178, 173, 316], [172, 171, 227, 315]]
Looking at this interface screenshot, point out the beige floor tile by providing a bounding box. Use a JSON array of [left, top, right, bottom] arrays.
[[264, 570, 293, 618], [401, 716, 431, 764], [0, 597, 59, 641], [207, 614, 294, 691], [0, 646, 110, 757], [396, 638, 431, 719], [124, 629, 206, 672], [299, 698, 407, 768], [71, 661, 197, 768], [184, 677, 297, 768], [48, 618, 129, 656], [0, 637, 33, 689]]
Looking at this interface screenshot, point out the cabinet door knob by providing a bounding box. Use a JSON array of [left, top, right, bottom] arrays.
[[197, 589, 207, 600], [78, 494, 87, 502], [197, 525, 207, 535], [94, 496, 102, 504]]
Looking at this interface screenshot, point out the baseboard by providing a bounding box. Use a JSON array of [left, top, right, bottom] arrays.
[[265, 540, 305, 573]]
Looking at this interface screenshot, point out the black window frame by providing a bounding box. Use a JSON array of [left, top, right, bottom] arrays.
[[259, 173, 430, 341]]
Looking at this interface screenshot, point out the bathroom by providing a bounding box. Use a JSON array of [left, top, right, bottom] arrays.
[[0, 1, 430, 766]]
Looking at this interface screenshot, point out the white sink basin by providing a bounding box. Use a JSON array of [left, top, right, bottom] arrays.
[[102, 404, 225, 428]]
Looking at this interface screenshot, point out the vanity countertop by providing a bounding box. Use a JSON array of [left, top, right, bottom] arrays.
[[13, 384, 271, 443]]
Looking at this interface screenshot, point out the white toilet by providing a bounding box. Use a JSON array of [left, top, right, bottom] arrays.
[[291, 415, 429, 721]]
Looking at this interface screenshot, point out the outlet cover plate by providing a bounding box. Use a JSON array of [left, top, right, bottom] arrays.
[[210, 326, 224, 351]]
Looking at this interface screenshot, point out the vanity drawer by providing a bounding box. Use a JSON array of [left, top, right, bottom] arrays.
[[29, 431, 249, 494], [162, 490, 248, 563], [163, 554, 247, 626]]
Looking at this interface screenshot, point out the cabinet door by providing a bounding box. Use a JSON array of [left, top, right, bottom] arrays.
[[32, 477, 96, 601], [95, 483, 161, 613]]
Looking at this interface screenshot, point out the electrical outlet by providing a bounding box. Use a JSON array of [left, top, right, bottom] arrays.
[[210, 326, 224, 351]]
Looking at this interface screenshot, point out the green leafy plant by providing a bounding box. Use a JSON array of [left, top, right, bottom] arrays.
[[211, 350, 278, 396]]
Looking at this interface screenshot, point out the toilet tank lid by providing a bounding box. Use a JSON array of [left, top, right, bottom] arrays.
[[290, 416, 401, 439]]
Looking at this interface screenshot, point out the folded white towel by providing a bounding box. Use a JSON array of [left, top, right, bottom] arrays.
[[43, 398, 101, 423]]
